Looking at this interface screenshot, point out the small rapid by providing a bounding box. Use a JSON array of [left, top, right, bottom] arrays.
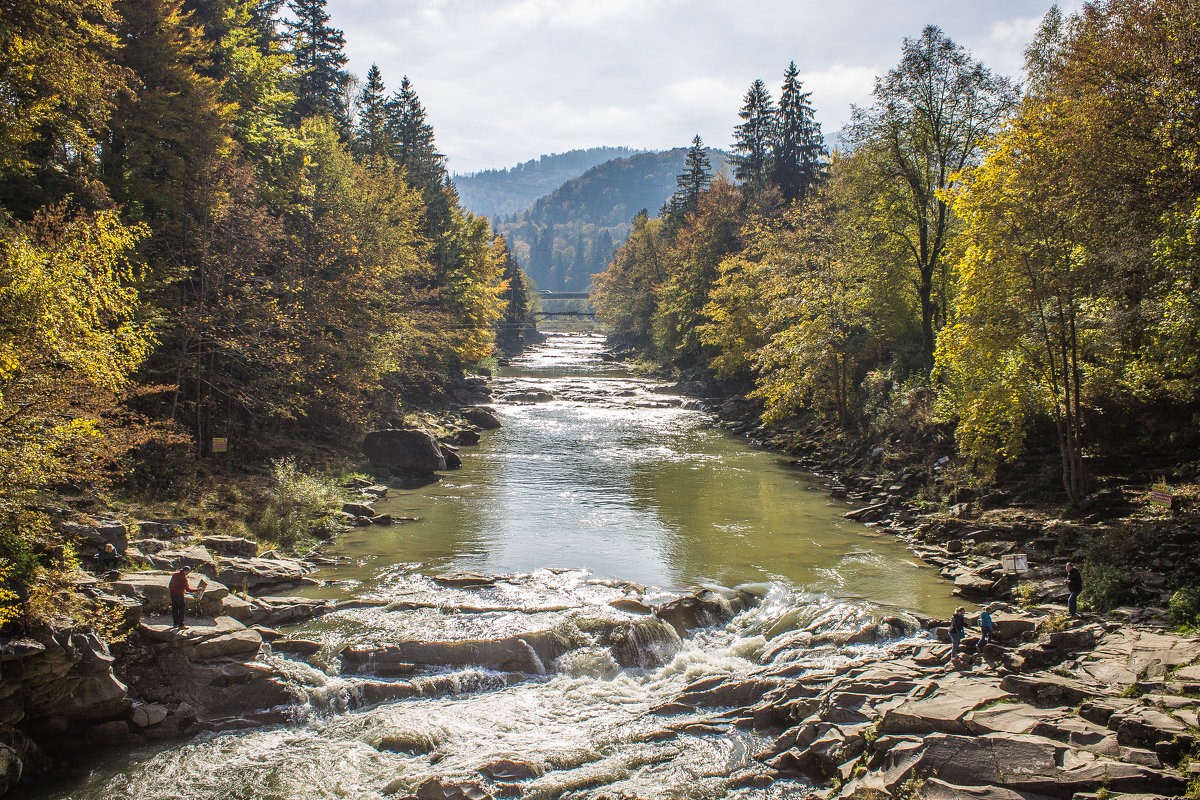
[[33, 334, 959, 800]]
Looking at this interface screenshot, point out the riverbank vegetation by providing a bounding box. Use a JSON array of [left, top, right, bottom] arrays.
[[593, 2, 1200, 512], [0, 0, 535, 624]]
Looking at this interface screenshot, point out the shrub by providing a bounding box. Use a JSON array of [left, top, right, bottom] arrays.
[[245, 457, 346, 552], [1082, 561, 1135, 613], [1168, 587, 1200, 630]]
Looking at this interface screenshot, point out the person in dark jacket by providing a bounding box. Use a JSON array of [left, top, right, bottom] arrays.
[[169, 565, 202, 628], [979, 608, 996, 647], [1066, 562, 1083, 617], [94, 543, 121, 574], [950, 606, 967, 662]]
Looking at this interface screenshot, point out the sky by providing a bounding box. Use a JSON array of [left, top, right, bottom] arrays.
[[328, 0, 1081, 175]]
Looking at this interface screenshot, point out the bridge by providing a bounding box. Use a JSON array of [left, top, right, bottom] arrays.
[[536, 291, 595, 319]]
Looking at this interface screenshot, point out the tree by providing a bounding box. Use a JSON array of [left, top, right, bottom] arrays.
[[661, 135, 713, 233], [772, 61, 826, 204], [354, 64, 389, 162], [731, 80, 776, 189], [0, 0, 129, 215], [848, 26, 1018, 375], [592, 209, 667, 352], [284, 0, 351, 128]]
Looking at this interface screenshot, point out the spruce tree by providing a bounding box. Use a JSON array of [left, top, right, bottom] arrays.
[[731, 79, 776, 189], [772, 61, 826, 203], [354, 64, 389, 161], [284, 0, 350, 127], [662, 135, 713, 231], [386, 76, 444, 188]]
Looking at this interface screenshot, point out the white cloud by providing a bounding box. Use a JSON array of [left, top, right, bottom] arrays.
[[329, 0, 1067, 172]]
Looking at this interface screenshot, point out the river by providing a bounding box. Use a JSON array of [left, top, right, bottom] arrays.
[[40, 332, 959, 800]]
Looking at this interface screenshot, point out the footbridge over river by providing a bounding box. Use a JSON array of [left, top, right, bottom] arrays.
[[536, 291, 595, 319]]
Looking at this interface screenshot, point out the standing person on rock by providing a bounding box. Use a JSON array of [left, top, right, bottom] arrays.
[[950, 606, 967, 663], [1066, 562, 1083, 617], [169, 565, 205, 629], [979, 607, 995, 647]]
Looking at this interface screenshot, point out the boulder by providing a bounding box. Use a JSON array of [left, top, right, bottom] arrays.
[[253, 596, 329, 627], [441, 447, 462, 470], [215, 556, 312, 592], [201, 535, 258, 558], [342, 502, 375, 517], [609, 598, 653, 615], [129, 702, 169, 728], [135, 519, 188, 539], [273, 639, 323, 657], [455, 428, 482, 446], [414, 777, 492, 800], [362, 429, 446, 474], [953, 571, 997, 597], [479, 759, 537, 781], [58, 518, 128, 551], [148, 545, 216, 576], [432, 572, 497, 589], [461, 407, 502, 430], [54, 672, 130, 722]]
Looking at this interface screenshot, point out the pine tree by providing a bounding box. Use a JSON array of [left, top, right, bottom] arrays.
[[772, 61, 826, 203], [284, 0, 350, 128], [731, 79, 776, 188], [354, 64, 389, 161]]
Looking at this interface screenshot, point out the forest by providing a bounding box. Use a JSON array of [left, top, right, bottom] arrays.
[[0, 0, 531, 617], [593, 1, 1200, 508]]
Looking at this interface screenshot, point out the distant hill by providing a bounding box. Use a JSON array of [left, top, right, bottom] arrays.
[[496, 147, 729, 293], [453, 147, 646, 221]]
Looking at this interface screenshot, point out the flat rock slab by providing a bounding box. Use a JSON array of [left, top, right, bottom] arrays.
[[215, 557, 312, 591], [1000, 672, 1108, 707], [139, 615, 263, 659], [111, 572, 229, 615], [878, 678, 1011, 735]]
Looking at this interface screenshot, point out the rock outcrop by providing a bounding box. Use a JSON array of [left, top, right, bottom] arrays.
[[362, 428, 447, 474]]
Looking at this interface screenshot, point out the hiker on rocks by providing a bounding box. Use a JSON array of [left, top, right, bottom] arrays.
[[1066, 562, 1083, 617], [979, 607, 995, 647], [94, 543, 121, 574], [169, 565, 206, 628], [950, 606, 967, 662]]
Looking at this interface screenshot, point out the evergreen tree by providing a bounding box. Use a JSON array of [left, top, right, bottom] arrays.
[[662, 135, 713, 232], [354, 64, 389, 161], [283, 0, 350, 128], [387, 77, 444, 187], [772, 61, 826, 203], [731, 79, 776, 189]]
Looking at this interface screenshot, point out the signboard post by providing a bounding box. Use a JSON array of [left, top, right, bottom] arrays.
[[1001, 554, 1029, 575]]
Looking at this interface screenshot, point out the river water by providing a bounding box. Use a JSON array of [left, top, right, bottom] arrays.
[[42, 333, 958, 800]]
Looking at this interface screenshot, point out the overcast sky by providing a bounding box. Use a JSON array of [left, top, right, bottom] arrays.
[[328, 0, 1079, 175]]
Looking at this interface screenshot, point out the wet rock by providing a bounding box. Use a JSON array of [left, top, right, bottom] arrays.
[[343, 502, 375, 517], [363, 429, 447, 474], [461, 407, 502, 430], [362, 631, 574, 674], [339, 646, 418, 677], [273, 639, 322, 657], [252, 596, 329, 627], [129, 702, 169, 728], [479, 759, 537, 781], [432, 572, 497, 589], [501, 391, 553, 403], [414, 777, 492, 800], [602, 619, 681, 668], [455, 428, 482, 446], [654, 590, 732, 636], [371, 729, 436, 755], [441, 447, 462, 470], [609, 598, 653, 615]]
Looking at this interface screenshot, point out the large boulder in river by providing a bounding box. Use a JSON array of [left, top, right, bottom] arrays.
[[461, 407, 502, 430], [362, 429, 446, 474], [353, 631, 573, 674]]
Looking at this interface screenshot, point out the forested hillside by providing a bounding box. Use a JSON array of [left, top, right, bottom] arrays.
[[453, 147, 645, 221], [499, 148, 729, 292], [595, 6, 1200, 511], [0, 0, 529, 619]]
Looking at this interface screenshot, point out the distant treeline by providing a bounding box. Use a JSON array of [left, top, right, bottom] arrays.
[[0, 0, 532, 598], [594, 3, 1200, 505]]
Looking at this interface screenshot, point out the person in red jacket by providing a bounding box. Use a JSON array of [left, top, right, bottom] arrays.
[[169, 565, 204, 628]]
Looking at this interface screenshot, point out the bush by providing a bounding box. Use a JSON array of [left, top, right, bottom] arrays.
[[1082, 561, 1135, 613], [1168, 587, 1200, 630], [245, 457, 346, 552]]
